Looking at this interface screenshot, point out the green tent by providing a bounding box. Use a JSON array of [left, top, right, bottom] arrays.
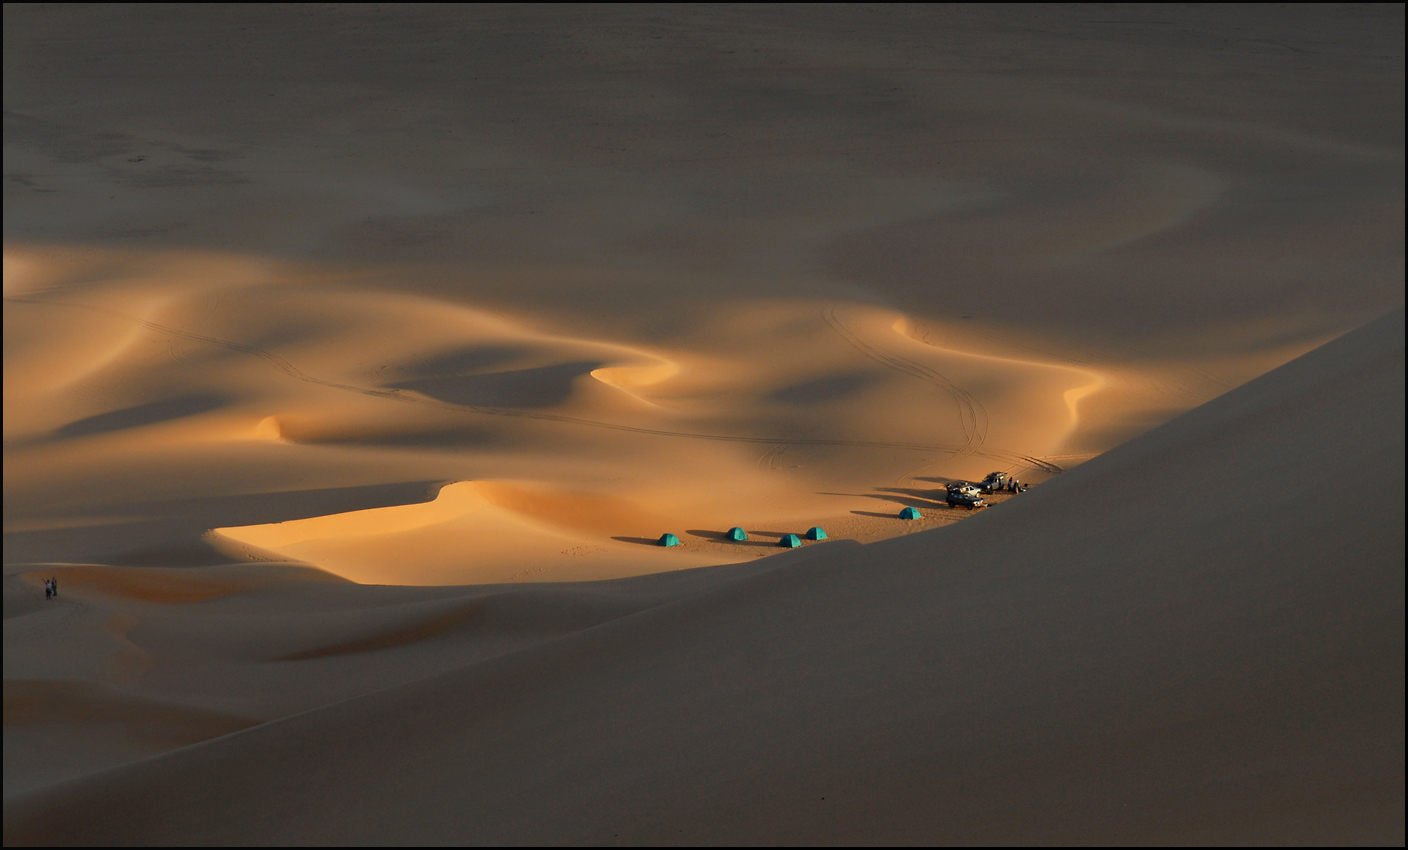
[[779, 534, 802, 548], [899, 506, 922, 520], [726, 527, 748, 541], [658, 533, 681, 547], [804, 526, 827, 540]]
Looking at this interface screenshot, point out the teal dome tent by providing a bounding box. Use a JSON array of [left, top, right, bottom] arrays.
[[726, 527, 748, 541], [779, 534, 802, 548], [804, 526, 827, 540], [899, 506, 922, 520], [658, 533, 681, 547]]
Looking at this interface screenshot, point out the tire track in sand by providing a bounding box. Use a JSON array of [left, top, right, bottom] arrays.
[[823, 305, 1062, 481], [823, 305, 997, 485]]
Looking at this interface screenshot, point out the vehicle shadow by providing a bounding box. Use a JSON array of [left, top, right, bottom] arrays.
[[875, 487, 949, 506]]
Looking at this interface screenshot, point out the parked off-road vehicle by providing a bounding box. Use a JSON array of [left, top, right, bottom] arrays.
[[978, 471, 1011, 493], [945, 484, 986, 509]]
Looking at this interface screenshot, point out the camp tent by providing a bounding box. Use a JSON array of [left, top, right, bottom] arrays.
[[899, 506, 922, 520], [658, 533, 681, 547], [779, 534, 802, 548], [726, 527, 748, 541], [804, 526, 827, 540]]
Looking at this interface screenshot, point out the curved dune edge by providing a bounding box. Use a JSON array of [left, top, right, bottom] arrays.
[[5, 306, 1401, 845], [7, 249, 1319, 588], [590, 361, 680, 389], [7, 246, 1245, 590], [254, 415, 283, 441], [215, 482, 495, 550], [14, 563, 348, 604], [4, 679, 260, 743], [211, 480, 706, 585], [888, 312, 1109, 431], [212, 480, 677, 550]]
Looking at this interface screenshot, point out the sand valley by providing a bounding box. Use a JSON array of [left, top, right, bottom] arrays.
[[4, 5, 1403, 844]]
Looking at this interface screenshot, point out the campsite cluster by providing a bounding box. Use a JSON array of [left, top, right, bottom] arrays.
[[657, 525, 828, 549], [944, 470, 1029, 510], [656, 471, 1030, 548]]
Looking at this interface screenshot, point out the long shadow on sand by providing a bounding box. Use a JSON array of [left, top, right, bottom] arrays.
[[56, 394, 229, 439], [821, 489, 950, 511], [876, 487, 950, 505], [611, 537, 665, 547], [685, 530, 782, 548], [614, 530, 803, 548]]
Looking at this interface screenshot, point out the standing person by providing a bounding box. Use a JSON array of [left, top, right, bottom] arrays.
[[50, 577, 58, 598], [44, 579, 51, 600]]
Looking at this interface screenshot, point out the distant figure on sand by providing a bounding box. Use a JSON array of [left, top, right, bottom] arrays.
[[44, 578, 53, 600], [50, 577, 58, 598]]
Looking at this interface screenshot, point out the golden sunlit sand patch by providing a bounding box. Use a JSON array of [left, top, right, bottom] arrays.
[[6, 243, 1347, 586], [6, 247, 1157, 584]]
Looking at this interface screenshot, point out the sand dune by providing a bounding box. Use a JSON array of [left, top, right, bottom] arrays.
[[4, 4, 1402, 843], [4, 252, 1128, 582], [6, 3, 1401, 584], [4, 290, 1401, 847]]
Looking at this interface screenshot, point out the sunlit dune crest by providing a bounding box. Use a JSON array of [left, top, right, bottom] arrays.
[[216, 481, 723, 586], [254, 415, 282, 441]]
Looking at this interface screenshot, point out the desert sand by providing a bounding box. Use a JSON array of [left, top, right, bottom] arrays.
[[4, 4, 1404, 844]]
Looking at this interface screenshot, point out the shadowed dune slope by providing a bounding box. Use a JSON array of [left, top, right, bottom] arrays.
[[5, 307, 1403, 844]]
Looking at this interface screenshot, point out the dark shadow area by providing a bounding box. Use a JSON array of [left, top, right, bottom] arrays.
[[394, 345, 530, 378], [875, 487, 949, 507], [391, 361, 601, 409], [108, 538, 254, 567], [768, 371, 879, 405], [852, 502, 971, 518], [127, 480, 452, 527], [7, 530, 267, 570], [283, 425, 504, 449], [56, 394, 228, 438], [3, 480, 451, 566], [820, 489, 948, 510]]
